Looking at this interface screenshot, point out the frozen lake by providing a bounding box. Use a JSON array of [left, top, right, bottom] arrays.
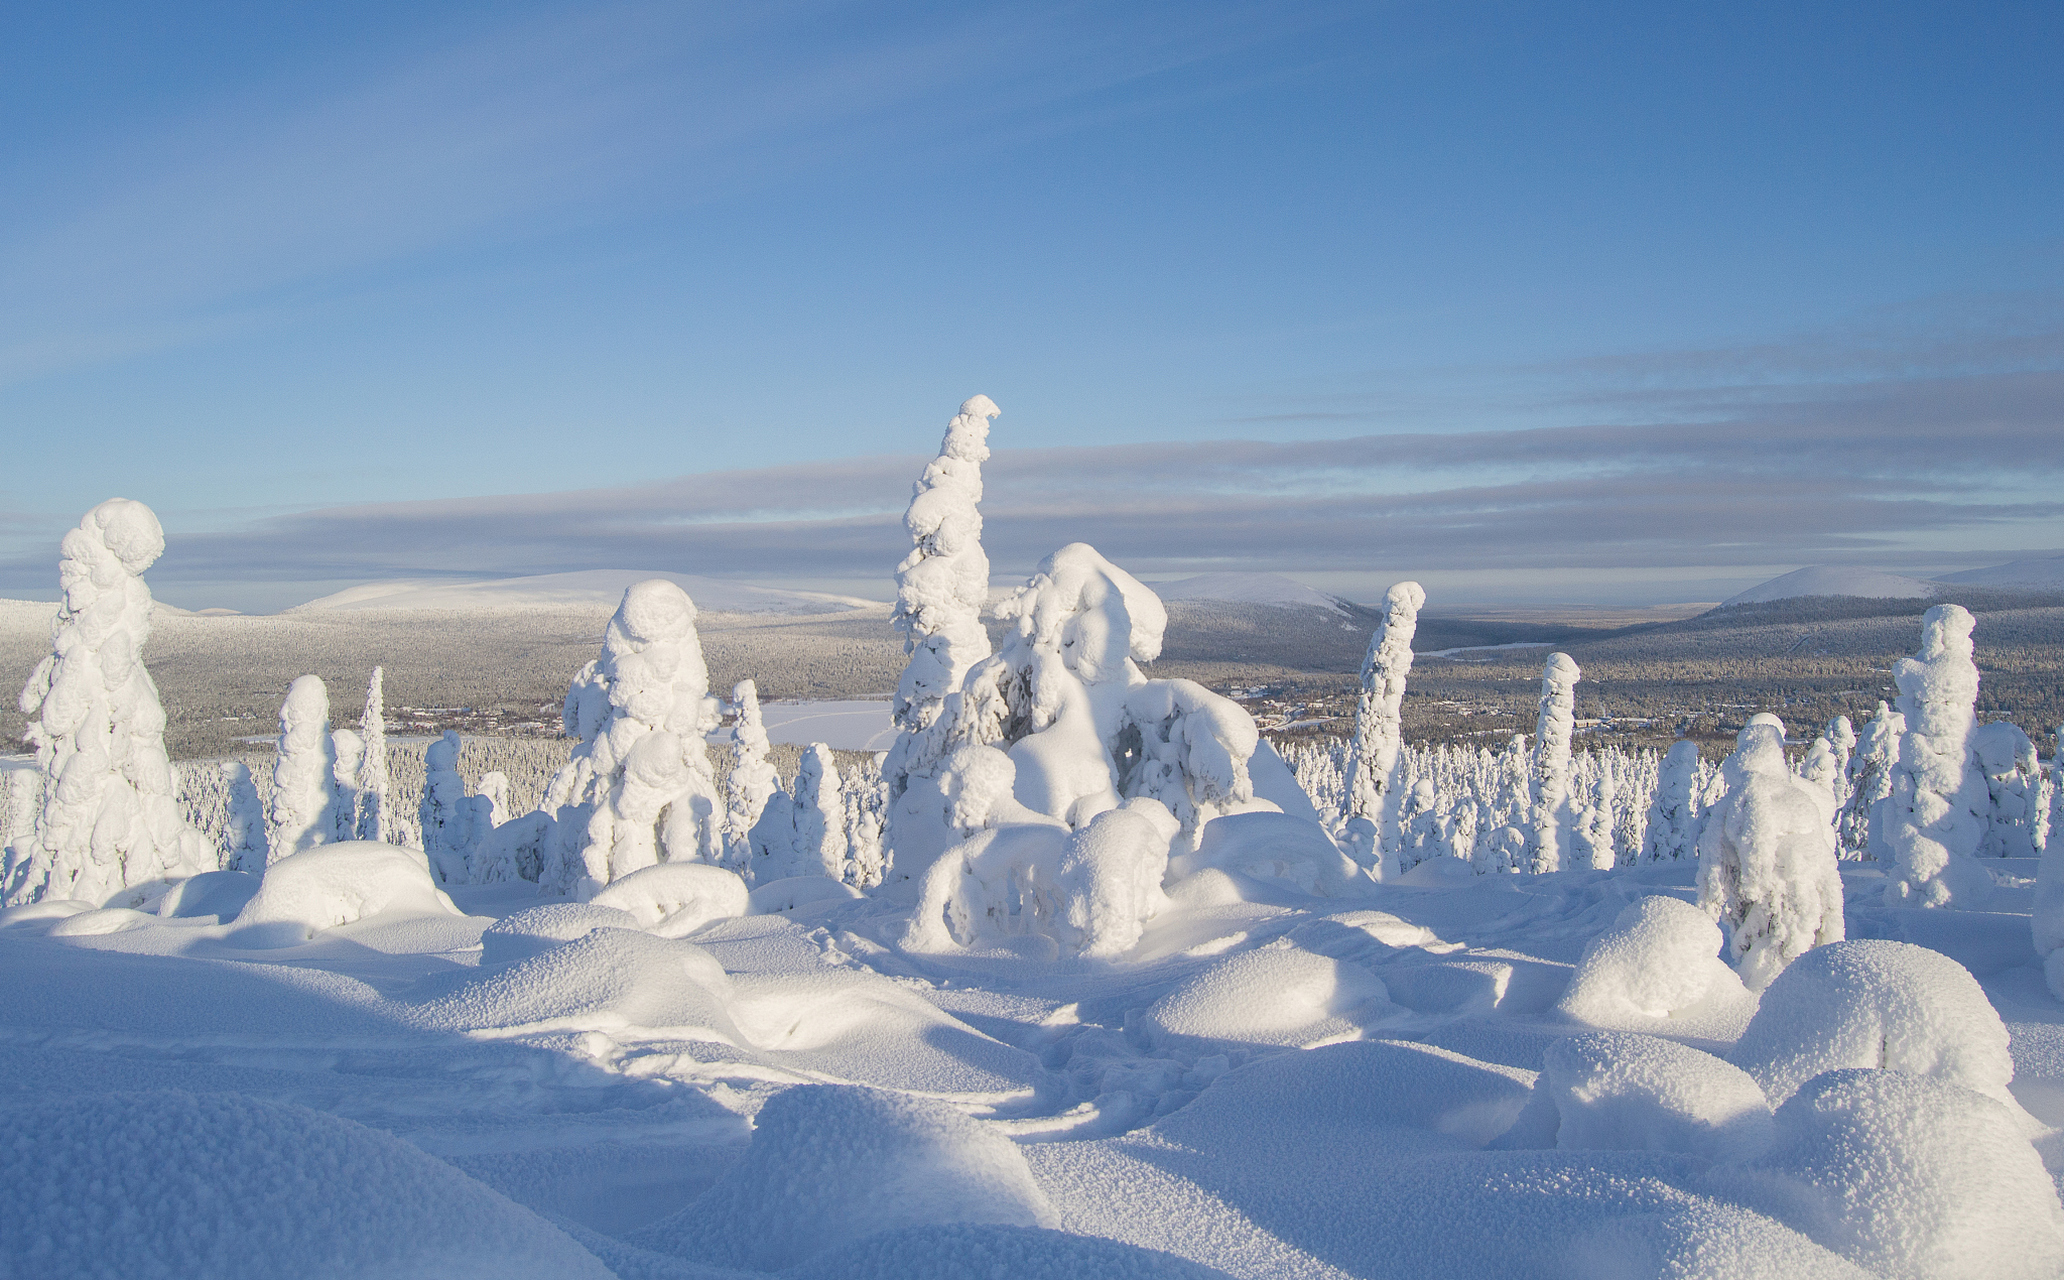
[[755, 699, 896, 751]]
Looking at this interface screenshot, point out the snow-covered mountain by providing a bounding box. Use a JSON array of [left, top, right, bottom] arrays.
[[1722, 565, 1940, 607], [287, 570, 880, 615], [1150, 572, 1350, 614], [1934, 554, 2064, 590]]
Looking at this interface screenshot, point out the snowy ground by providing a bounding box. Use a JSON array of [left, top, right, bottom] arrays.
[[752, 700, 895, 751], [2, 856, 2056, 1278]]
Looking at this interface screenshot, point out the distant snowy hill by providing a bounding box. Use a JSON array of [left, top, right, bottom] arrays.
[[1722, 565, 1940, 607], [287, 571, 879, 615], [1933, 554, 2064, 590], [1151, 572, 1350, 614]]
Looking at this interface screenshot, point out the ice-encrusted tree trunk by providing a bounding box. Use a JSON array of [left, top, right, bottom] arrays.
[[270, 675, 343, 861], [536, 579, 723, 897], [1642, 739, 1702, 862], [1696, 721, 1845, 991], [722, 680, 779, 873], [1529, 653, 1581, 874], [2, 500, 212, 905], [882, 395, 1001, 892], [330, 728, 363, 843], [1839, 701, 1904, 859], [1340, 581, 1426, 880], [1882, 605, 1993, 908], [356, 667, 390, 843], [1972, 721, 2041, 858]]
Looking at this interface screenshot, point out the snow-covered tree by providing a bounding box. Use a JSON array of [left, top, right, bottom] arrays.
[[477, 771, 511, 831], [1838, 701, 1904, 859], [2, 499, 211, 905], [536, 579, 723, 897], [419, 731, 479, 883], [1825, 715, 1856, 811], [270, 676, 344, 860], [722, 680, 779, 873], [1971, 722, 2041, 858], [881, 396, 1001, 889], [1576, 750, 1616, 870], [843, 753, 888, 888], [1696, 720, 1845, 991], [219, 762, 269, 873], [1340, 581, 1426, 879], [1529, 652, 1581, 873], [750, 744, 847, 882], [330, 728, 364, 843], [1642, 739, 1702, 862], [1882, 605, 1993, 908], [2034, 728, 2064, 994], [356, 667, 390, 843]]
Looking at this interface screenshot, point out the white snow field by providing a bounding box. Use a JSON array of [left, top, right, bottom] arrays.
[[1723, 566, 1941, 606], [8, 429, 2064, 1278], [752, 700, 896, 751], [290, 570, 877, 615]]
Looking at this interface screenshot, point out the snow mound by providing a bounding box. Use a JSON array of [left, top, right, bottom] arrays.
[[287, 570, 875, 614], [233, 843, 462, 937], [1152, 572, 1348, 614], [1744, 1068, 2064, 1280], [1933, 553, 2064, 590], [411, 926, 738, 1040], [589, 861, 750, 937], [1723, 565, 1939, 606], [747, 875, 865, 916], [1557, 895, 1749, 1025], [1729, 940, 2018, 1109], [785, 1223, 1232, 1280], [477, 902, 639, 965], [629, 1084, 1056, 1270], [1503, 1032, 1773, 1162], [1170, 811, 1364, 898], [1144, 946, 1391, 1048], [0, 1090, 612, 1279], [155, 870, 260, 921]]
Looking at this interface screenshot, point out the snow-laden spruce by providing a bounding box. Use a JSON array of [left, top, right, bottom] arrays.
[[721, 680, 778, 873], [1972, 721, 2042, 857], [536, 579, 723, 897], [1696, 718, 1844, 991], [842, 752, 888, 889], [1529, 652, 1581, 873], [420, 730, 488, 884], [218, 761, 269, 872], [270, 675, 344, 861], [2, 500, 211, 906], [882, 395, 1001, 890], [355, 666, 390, 842], [330, 728, 363, 843], [1839, 700, 1904, 859], [749, 744, 847, 883], [1641, 739, 1702, 862], [1340, 581, 1425, 878], [1882, 604, 1993, 907]]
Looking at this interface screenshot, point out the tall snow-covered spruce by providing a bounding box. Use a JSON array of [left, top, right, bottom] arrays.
[[2, 499, 211, 905], [270, 676, 343, 860], [536, 579, 723, 898], [882, 394, 1001, 893], [1882, 605, 1992, 907], [1529, 652, 1581, 873], [721, 680, 779, 872], [1341, 581, 1425, 879], [356, 667, 390, 843], [1641, 739, 1702, 862]]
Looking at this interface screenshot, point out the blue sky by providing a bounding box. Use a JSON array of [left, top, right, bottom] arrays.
[[3, 0, 2060, 611]]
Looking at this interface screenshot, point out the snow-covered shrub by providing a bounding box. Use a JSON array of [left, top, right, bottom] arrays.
[[235, 843, 462, 933], [627, 1084, 1056, 1272], [3, 499, 211, 906], [1839, 701, 1903, 859], [1695, 720, 1844, 992], [882, 395, 1002, 892], [588, 861, 749, 938], [1883, 604, 1993, 907], [1744, 1069, 2064, 1280], [1556, 894, 1748, 1025], [720, 679, 778, 873], [536, 580, 723, 897], [1642, 740, 1702, 862], [1504, 1032, 1773, 1162], [270, 675, 343, 860], [355, 666, 390, 843], [1340, 581, 1425, 877], [1972, 721, 2040, 857], [1529, 652, 1580, 873], [903, 800, 1177, 959], [1728, 939, 2020, 1111]]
